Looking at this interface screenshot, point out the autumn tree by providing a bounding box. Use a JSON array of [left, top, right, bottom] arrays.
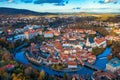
[[38, 70, 45, 80]]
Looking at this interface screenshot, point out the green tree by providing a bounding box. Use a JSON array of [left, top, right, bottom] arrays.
[[92, 47, 105, 56], [63, 73, 68, 80]]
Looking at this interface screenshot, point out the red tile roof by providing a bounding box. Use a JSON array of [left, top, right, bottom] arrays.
[[94, 38, 106, 44], [68, 61, 77, 65]]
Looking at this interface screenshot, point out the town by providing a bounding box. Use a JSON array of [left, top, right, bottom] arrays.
[[0, 14, 120, 80]]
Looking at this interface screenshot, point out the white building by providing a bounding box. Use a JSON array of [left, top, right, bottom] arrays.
[[24, 30, 37, 39], [106, 58, 120, 73], [86, 38, 96, 48], [24, 29, 42, 39]]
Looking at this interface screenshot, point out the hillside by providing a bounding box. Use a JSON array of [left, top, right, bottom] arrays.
[[0, 7, 55, 16]]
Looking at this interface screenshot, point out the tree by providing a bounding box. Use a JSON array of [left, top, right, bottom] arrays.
[[0, 71, 8, 80], [107, 40, 112, 47], [24, 66, 32, 76], [111, 41, 120, 59], [63, 73, 68, 80], [38, 70, 45, 80], [92, 47, 105, 56], [107, 55, 113, 60]]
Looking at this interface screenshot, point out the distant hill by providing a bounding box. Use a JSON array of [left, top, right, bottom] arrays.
[[0, 7, 55, 16]]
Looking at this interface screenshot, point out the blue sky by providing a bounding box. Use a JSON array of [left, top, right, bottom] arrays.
[[0, 0, 120, 13]]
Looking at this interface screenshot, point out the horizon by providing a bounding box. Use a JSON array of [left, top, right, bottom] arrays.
[[0, 0, 120, 13]]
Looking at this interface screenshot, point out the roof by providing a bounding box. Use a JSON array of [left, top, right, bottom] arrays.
[[68, 61, 77, 65], [94, 37, 106, 44], [107, 57, 120, 67], [44, 31, 53, 34], [93, 71, 117, 79]]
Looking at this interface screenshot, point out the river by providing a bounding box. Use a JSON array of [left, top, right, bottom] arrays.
[[15, 47, 111, 77]]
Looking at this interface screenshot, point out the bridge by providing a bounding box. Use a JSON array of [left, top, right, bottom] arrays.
[[83, 62, 102, 71]]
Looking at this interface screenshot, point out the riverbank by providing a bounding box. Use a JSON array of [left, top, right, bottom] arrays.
[[15, 47, 111, 76]]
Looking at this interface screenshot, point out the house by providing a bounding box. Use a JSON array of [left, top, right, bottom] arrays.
[[86, 38, 96, 47], [0, 64, 15, 72], [116, 69, 120, 77], [105, 35, 114, 40], [106, 57, 120, 73], [92, 70, 117, 80], [53, 30, 61, 36], [5, 64, 15, 71], [94, 37, 106, 47], [36, 29, 42, 35], [24, 29, 36, 39], [44, 31, 54, 38], [113, 29, 120, 34], [68, 61, 77, 68], [24, 28, 42, 40]]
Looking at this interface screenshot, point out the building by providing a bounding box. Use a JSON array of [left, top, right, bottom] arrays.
[[44, 31, 54, 38], [86, 38, 96, 47], [36, 29, 43, 35], [94, 37, 106, 47], [24, 30, 36, 39], [24, 29, 42, 39], [92, 70, 117, 80], [113, 29, 120, 34], [106, 57, 120, 73], [68, 61, 77, 68]]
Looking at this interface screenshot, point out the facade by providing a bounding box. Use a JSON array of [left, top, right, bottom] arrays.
[[106, 57, 120, 73], [68, 61, 77, 68], [44, 31, 54, 38], [36, 29, 43, 35], [113, 29, 120, 34], [24, 31, 37, 39], [94, 37, 106, 47], [86, 38, 96, 47], [24, 29, 42, 39]]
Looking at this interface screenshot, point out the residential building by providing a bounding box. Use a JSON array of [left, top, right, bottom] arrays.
[[68, 61, 77, 68], [44, 31, 54, 38], [94, 37, 106, 47], [106, 57, 120, 73]]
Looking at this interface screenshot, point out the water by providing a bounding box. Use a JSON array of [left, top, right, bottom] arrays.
[[15, 52, 29, 64], [15, 47, 111, 76], [95, 47, 111, 69]]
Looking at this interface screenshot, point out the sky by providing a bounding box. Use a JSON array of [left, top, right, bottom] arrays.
[[0, 0, 120, 13]]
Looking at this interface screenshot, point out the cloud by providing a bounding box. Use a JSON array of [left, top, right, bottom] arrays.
[[2, 0, 69, 5], [104, 0, 117, 3], [73, 7, 81, 10], [99, 0, 117, 4], [33, 0, 69, 6], [8, 0, 13, 3], [1, 0, 69, 6], [98, 1, 104, 4], [21, 0, 33, 3], [54, 3, 65, 6]]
